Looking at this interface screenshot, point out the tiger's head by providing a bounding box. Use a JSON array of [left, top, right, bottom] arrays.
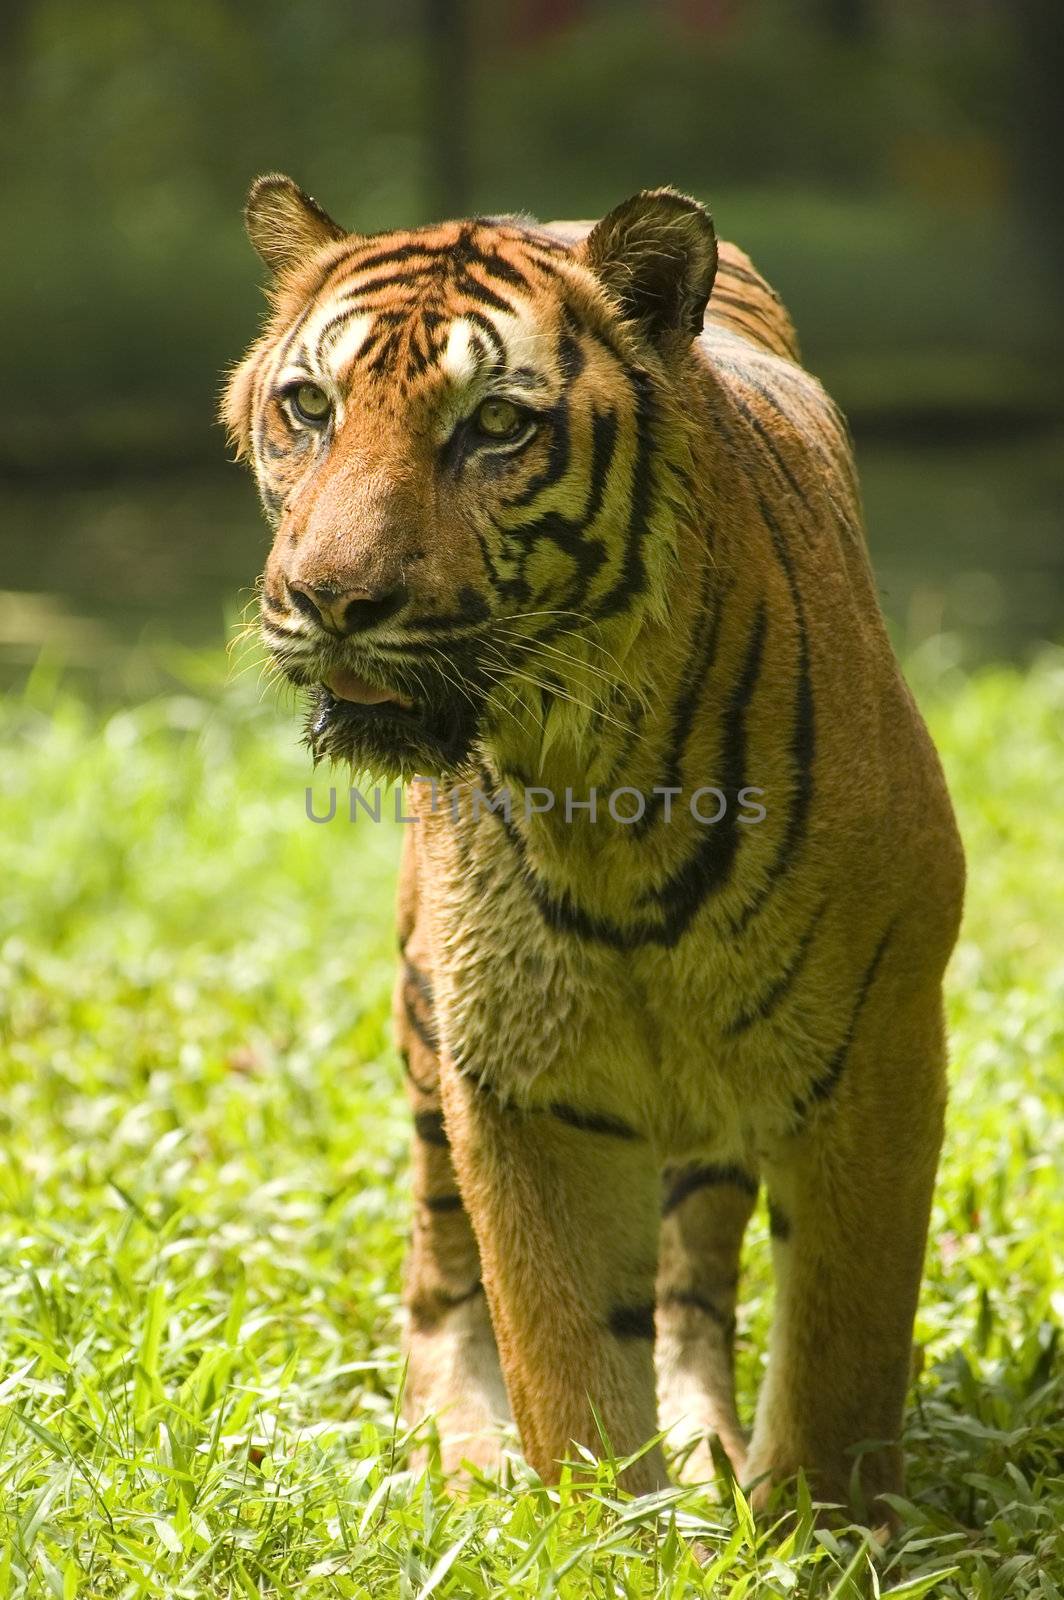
[[223, 176, 717, 781]]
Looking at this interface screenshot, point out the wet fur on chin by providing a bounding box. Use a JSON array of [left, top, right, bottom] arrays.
[[302, 686, 480, 782]]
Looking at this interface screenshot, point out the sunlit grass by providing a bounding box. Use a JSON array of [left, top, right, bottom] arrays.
[[0, 646, 1061, 1596]]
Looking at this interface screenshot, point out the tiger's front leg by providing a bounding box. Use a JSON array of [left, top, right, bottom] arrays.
[[438, 1056, 666, 1493], [395, 905, 509, 1470]]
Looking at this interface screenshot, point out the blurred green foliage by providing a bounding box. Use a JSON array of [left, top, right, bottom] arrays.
[[1, 0, 1059, 670], [0, 648, 1061, 1589], [2, 0, 1061, 472]]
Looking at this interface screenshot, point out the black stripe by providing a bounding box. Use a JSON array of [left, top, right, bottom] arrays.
[[629, 561, 728, 839], [488, 219, 570, 252], [315, 307, 380, 367], [724, 898, 826, 1035], [710, 285, 778, 316], [410, 1279, 483, 1330], [659, 1290, 735, 1337], [730, 497, 815, 935], [556, 318, 586, 383], [600, 700, 648, 795], [447, 225, 537, 290], [336, 270, 433, 303], [351, 308, 408, 329], [491, 397, 615, 610], [373, 627, 490, 656], [767, 1199, 792, 1241], [460, 308, 507, 366], [590, 365, 655, 619], [453, 1058, 495, 1097], [638, 598, 768, 937], [794, 919, 896, 1116], [345, 241, 447, 277], [403, 982, 439, 1055], [257, 481, 283, 521], [509, 364, 550, 390], [400, 588, 491, 634], [518, 241, 576, 276], [421, 1193, 465, 1214], [710, 287, 782, 338], [366, 327, 405, 376], [400, 1047, 437, 1098], [581, 406, 618, 525], [453, 270, 516, 317], [413, 1110, 449, 1147], [718, 355, 853, 508], [260, 431, 296, 463], [438, 1280, 482, 1309], [479, 610, 758, 949], [724, 385, 810, 513], [504, 390, 572, 511], [260, 618, 297, 645], [608, 1302, 656, 1340], [269, 254, 348, 372], [404, 319, 433, 378], [548, 1102, 640, 1140], [476, 596, 768, 950], [472, 249, 533, 289], [404, 959, 437, 1010], [773, 375, 861, 512], [732, 365, 842, 487], [501, 407, 615, 611], [715, 260, 780, 295], [662, 1163, 759, 1216]]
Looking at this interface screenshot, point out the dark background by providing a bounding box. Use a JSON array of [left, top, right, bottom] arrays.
[[2, 0, 1061, 693]]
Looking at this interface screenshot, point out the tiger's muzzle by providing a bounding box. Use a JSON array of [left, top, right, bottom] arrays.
[[261, 596, 488, 782], [285, 578, 410, 638]]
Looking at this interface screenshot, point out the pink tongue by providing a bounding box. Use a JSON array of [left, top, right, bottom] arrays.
[[325, 668, 411, 708]]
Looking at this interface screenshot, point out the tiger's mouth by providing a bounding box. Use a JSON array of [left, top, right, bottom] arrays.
[[322, 666, 416, 712], [298, 660, 485, 781]]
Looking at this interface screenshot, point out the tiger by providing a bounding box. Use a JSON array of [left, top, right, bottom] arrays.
[[223, 173, 965, 1522]]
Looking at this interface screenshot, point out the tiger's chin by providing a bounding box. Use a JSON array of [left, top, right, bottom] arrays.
[[303, 685, 480, 783]]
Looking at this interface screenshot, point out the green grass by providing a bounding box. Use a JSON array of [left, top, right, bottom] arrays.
[[0, 645, 1061, 1597]]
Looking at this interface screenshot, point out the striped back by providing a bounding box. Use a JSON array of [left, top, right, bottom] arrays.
[[707, 242, 799, 363]]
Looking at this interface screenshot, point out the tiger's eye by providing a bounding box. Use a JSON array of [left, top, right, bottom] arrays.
[[290, 382, 331, 423], [474, 398, 524, 439]]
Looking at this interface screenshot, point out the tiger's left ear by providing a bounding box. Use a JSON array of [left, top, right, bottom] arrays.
[[581, 188, 717, 347], [244, 174, 348, 275]]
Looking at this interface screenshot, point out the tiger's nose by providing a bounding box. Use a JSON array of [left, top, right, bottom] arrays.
[[286, 579, 407, 636]]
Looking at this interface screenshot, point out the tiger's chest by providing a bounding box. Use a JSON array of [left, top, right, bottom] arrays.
[[411, 802, 829, 1159]]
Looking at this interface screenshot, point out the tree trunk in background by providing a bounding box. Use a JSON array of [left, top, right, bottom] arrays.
[[1011, 0, 1064, 265], [425, 0, 470, 221], [0, 0, 33, 110]]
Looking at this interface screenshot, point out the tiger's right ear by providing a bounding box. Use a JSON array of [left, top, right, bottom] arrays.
[[581, 188, 717, 348], [244, 174, 348, 274]]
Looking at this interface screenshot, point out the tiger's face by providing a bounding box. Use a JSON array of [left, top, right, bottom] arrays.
[[224, 178, 716, 780]]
